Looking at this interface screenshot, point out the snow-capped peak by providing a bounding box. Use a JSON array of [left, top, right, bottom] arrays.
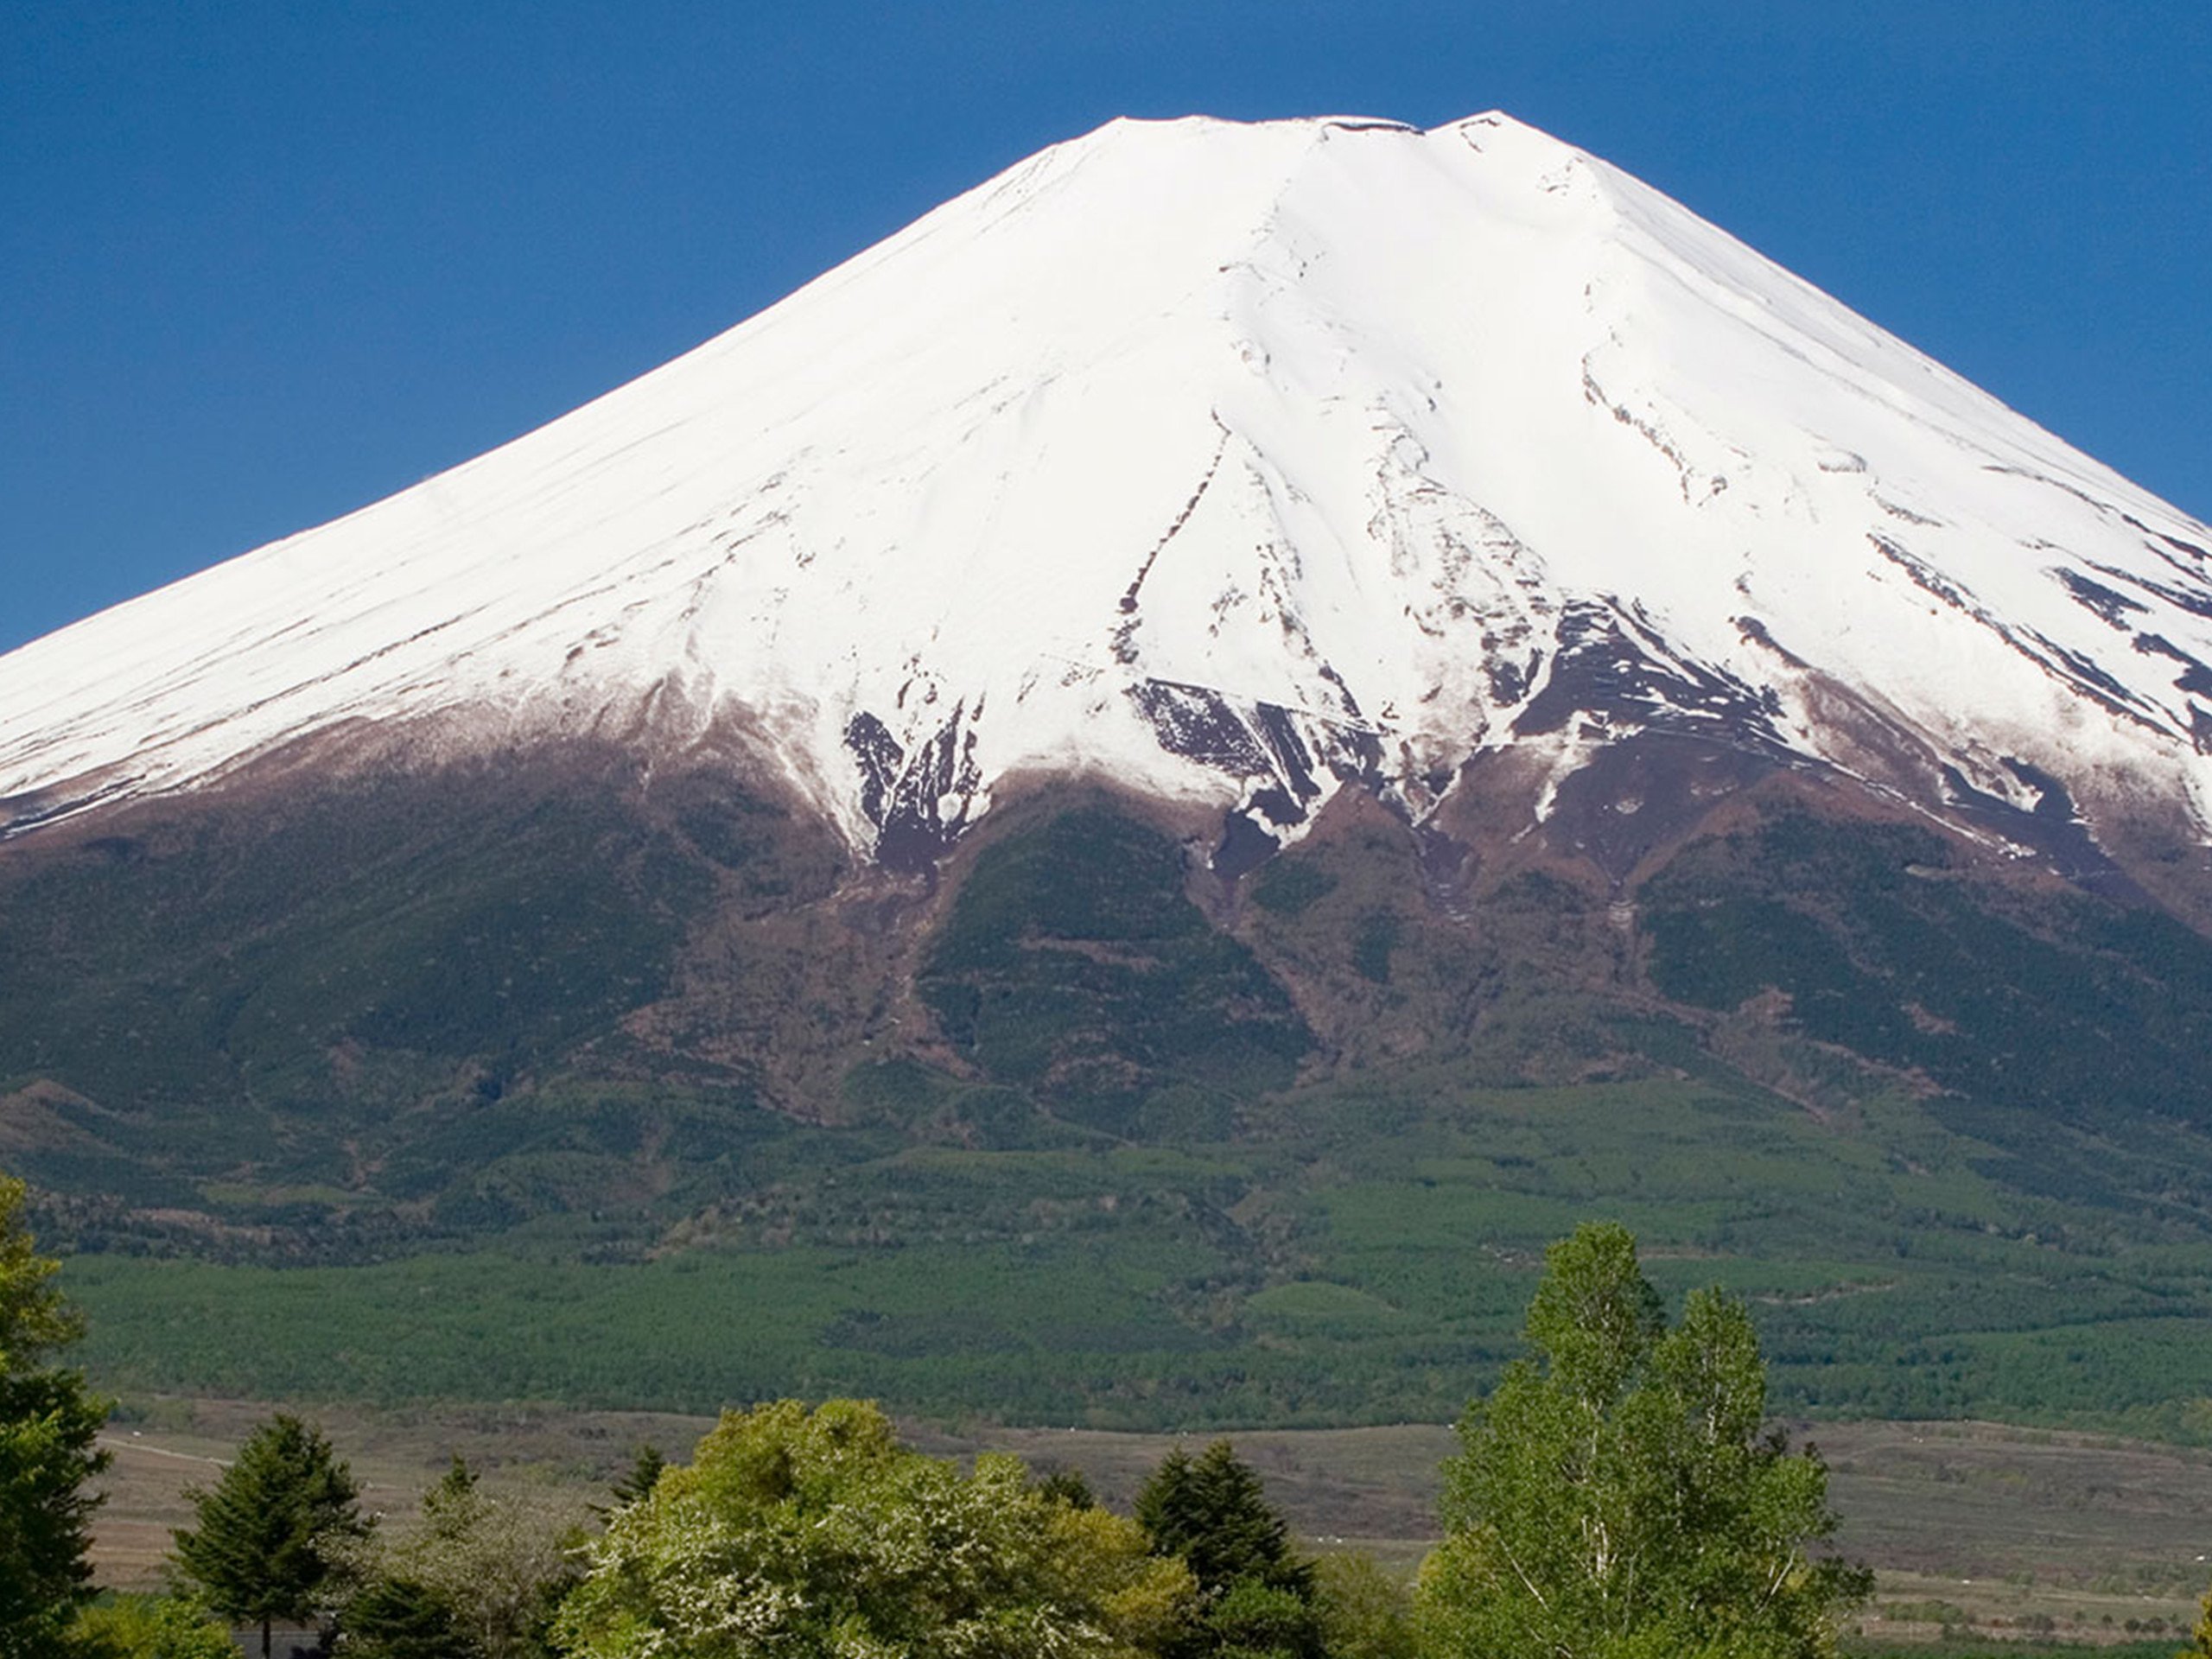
[[4, 112, 2210, 868]]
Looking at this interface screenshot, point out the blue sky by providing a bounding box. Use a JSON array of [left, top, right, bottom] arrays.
[[4, 1, 2208, 653]]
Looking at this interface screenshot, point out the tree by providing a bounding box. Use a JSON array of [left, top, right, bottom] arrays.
[[588, 1442, 664, 1522], [68, 1592, 236, 1659], [2187, 1583, 2212, 1656], [1416, 1222, 1870, 1658], [170, 1414, 372, 1659], [1309, 1552, 1416, 1659], [610, 1443, 664, 1509], [347, 1452, 577, 1659], [0, 1170, 111, 1656], [343, 1575, 474, 1659], [1135, 1440, 1324, 1659], [553, 1397, 1192, 1658]]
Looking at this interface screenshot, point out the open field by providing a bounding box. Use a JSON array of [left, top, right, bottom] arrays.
[[92, 1401, 2211, 1646]]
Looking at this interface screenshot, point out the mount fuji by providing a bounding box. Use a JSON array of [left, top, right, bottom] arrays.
[[13, 115, 2212, 1428]]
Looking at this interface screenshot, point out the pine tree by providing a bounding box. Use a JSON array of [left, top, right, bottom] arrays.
[[171, 1414, 371, 1659], [0, 1171, 111, 1658], [422, 1452, 484, 1539], [1136, 1440, 1324, 1658], [591, 1441, 664, 1519], [344, 1575, 475, 1659]]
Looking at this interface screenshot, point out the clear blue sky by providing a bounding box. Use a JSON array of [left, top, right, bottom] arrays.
[[5, 1, 2208, 653]]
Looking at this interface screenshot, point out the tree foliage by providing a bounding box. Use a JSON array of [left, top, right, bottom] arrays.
[[2188, 1582, 2212, 1656], [1135, 1440, 1324, 1659], [170, 1413, 371, 1659], [608, 1443, 664, 1510], [553, 1397, 1191, 1658], [344, 1575, 473, 1659], [69, 1592, 236, 1659], [0, 1170, 111, 1657], [347, 1452, 576, 1659], [1308, 1552, 1416, 1659], [1416, 1222, 1869, 1659], [588, 1442, 665, 1524]]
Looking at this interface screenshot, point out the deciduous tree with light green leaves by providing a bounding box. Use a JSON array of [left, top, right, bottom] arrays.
[[552, 1397, 1192, 1658], [345, 1452, 578, 1659], [1416, 1221, 1870, 1659], [68, 1592, 236, 1659]]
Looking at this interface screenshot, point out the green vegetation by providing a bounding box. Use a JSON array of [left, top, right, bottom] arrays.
[[1418, 1222, 1867, 1656], [121, 1227, 1883, 1656], [70, 1593, 236, 1659], [0, 1173, 109, 1656], [1643, 814, 2212, 1165], [15, 787, 2212, 1443], [51, 1212, 2212, 1656], [555, 1397, 1191, 1657], [346, 1454, 578, 1659], [51, 1052, 2212, 1431], [918, 807, 1310, 1135], [171, 1414, 371, 1659], [1137, 1440, 1328, 1657]]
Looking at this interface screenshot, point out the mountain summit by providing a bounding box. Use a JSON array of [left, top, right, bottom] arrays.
[[5, 111, 2210, 878]]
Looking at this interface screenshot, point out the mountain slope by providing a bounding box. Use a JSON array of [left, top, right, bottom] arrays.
[[4, 112, 2209, 883], [10, 112, 2212, 1434]]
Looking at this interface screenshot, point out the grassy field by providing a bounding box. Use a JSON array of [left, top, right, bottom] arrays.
[[90, 1400, 2209, 1649]]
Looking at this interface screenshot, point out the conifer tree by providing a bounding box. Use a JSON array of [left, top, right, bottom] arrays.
[[0, 1171, 110, 1657], [344, 1574, 474, 1659], [590, 1441, 664, 1520], [1136, 1440, 1324, 1659], [171, 1414, 370, 1659]]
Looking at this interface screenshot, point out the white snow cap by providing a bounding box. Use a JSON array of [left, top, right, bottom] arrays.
[[4, 111, 2210, 855]]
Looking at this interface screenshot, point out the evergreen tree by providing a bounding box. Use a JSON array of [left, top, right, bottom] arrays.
[[171, 1414, 371, 1659], [1034, 1463, 1097, 1510], [344, 1575, 476, 1659], [1136, 1440, 1324, 1659], [422, 1452, 482, 1539], [1417, 1221, 1870, 1658], [0, 1170, 111, 1657], [589, 1441, 664, 1520]]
